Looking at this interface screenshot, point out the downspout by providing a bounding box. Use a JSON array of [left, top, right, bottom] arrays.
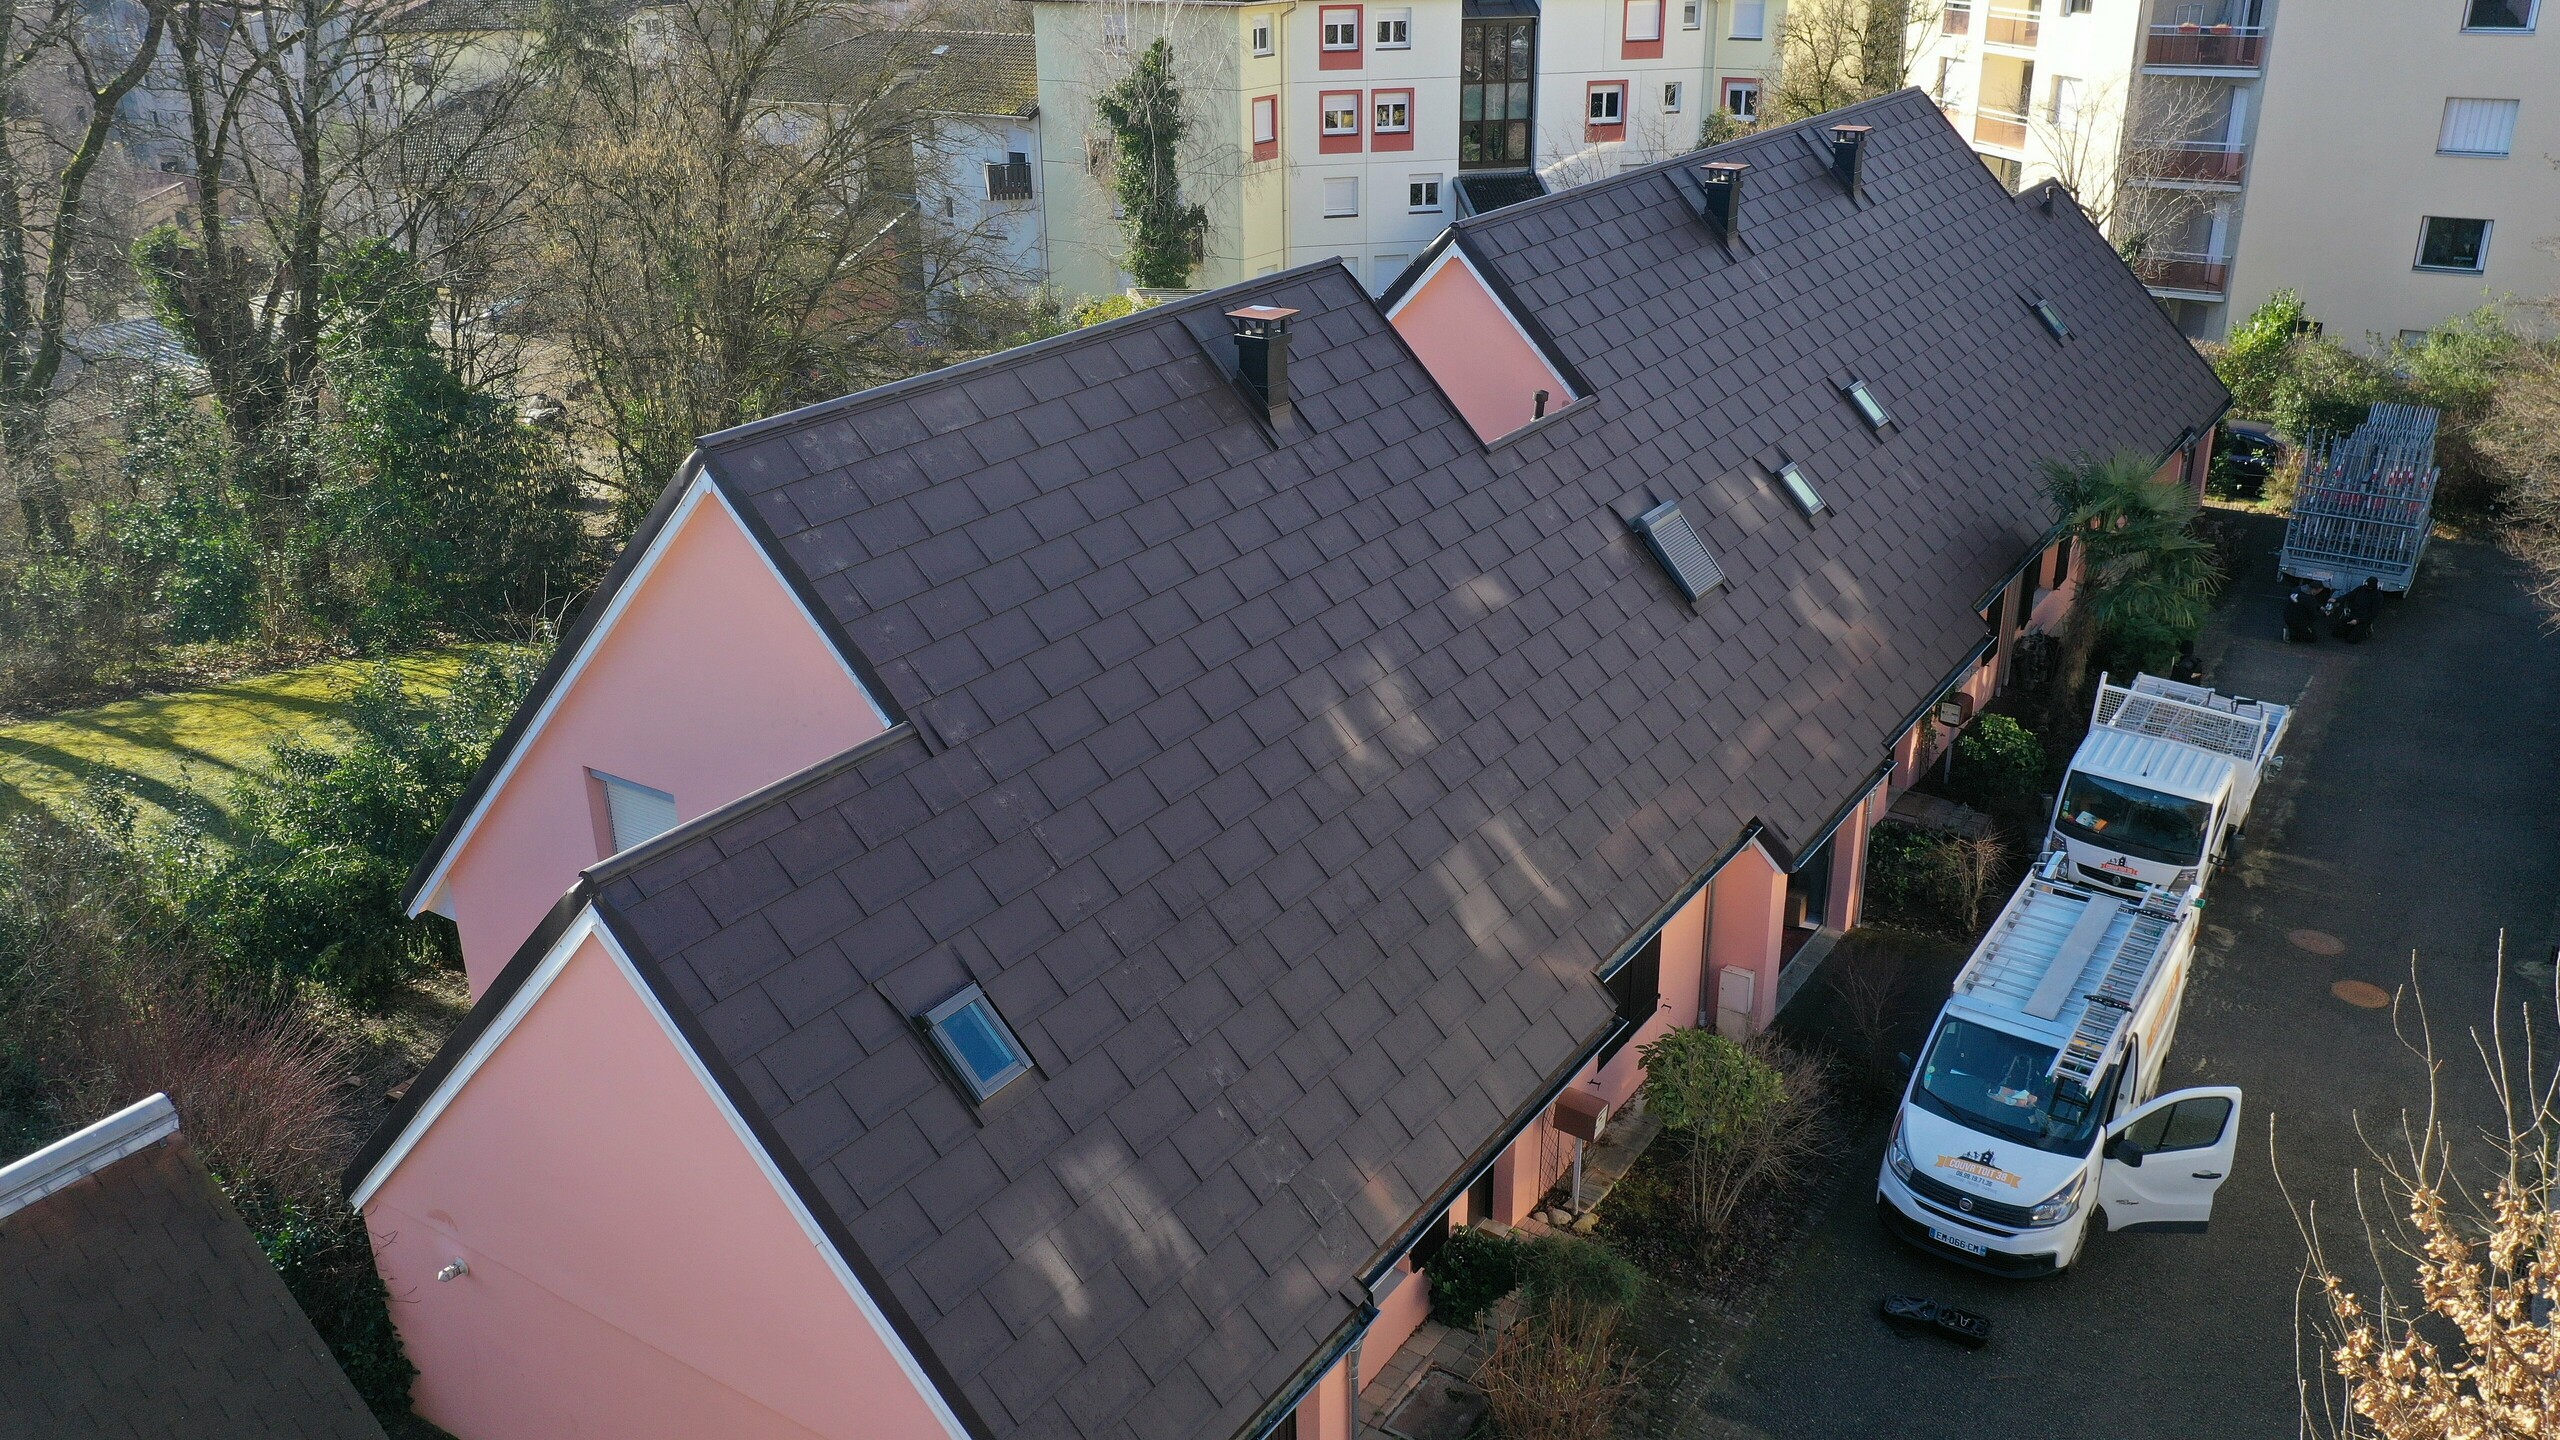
[[1346, 1332, 1364, 1440]]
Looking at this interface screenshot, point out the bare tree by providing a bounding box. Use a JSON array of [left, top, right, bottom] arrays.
[[1537, 99, 1696, 193], [2031, 74, 2229, 262], [1770, 0, 1941, 124], [1, 0, 167, 548], [525, 0, 1025, 518]]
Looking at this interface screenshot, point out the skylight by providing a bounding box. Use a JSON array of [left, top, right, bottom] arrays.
[[922, 985, 1031, 1101], [2030, 298, 2071, 340], [1776, 461, 1824, 517], [1630, 499, 1727, 601], [1843, 379, 1891, 431]]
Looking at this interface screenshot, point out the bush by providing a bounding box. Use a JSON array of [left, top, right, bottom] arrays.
[[1478, 1299, 1638, 1440], [248, 1198, 416, 1419], [1860, 823, 1938, 922], [1519, 1234, 1643, 1322], [1945, 714, 2043, 810], [1423, 1225, 1525, 1329], [1637, 1030, 1829, 1258]]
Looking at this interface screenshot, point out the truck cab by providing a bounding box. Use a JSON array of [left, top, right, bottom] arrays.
[[1877, 860, 2243, 1276], [2048, 674, 2289, 899]]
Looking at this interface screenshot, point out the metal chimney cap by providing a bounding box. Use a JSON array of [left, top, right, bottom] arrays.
[[1225, 305, 1300, 324], [1830, 123, 1874, 138], [1700, 160, 1750, 175]]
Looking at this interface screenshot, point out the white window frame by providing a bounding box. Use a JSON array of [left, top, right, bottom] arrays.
[[1321, 7, 1361, 49], [1589, 82, 1626, 124], [1375, 8, 1411, 47], [1323, 175, 1361, 216], [1627, 0, 1664, 40], [2050, 74, 2083, 125], [2414, 215, 2493, 273], [2461, 0, 2539, 31], [1374, 91, 1411, 132], [922, 985, 1033, 1102], [1723, 78, 1761, 118], [1252, 16, 1274, 53], [1102, 10, 1129, 50], [1681, 0, 1702, 27], [1253, 95, 1278, 145], [2437, 97, 2520, 155], [1664, 80, 1685, 113], [1408, 173, 1443, 211], [1730, 0, 1767, 38], [1322, 94, 1361, 135]]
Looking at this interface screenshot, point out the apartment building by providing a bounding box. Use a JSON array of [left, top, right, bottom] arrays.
[[1028, 0, 1785, 297], [355, 94, 2223, 1440], [1922, 0, 2559, 341]]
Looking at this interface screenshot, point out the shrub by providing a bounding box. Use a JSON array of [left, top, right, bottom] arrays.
[[1478, 1299, 1638, 1440], [248, 1198, 417, 1420], [1945, 715, 2043, 810], [1860, 823, 1938, 923], [1424, 1225, 1526, 1329], [1518, 1234, 1643, 1322], [1637, 1030, 1830, 1258]]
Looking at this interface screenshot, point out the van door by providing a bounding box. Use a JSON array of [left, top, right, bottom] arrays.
[[2097, 1086, 2241, 1232]]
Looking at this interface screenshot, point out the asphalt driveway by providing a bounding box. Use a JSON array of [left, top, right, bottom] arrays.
[[1683, 519, 2560, 1438]]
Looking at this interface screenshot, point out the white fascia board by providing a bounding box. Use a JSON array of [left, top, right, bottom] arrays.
[[1381, 242, 1573, 400], [0, 1093, 179, 1222], [348, 908, 972, 1440], [404, 474, 892, 919]]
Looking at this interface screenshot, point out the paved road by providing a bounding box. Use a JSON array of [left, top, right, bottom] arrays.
[[1688, 520, 2560, 1438]]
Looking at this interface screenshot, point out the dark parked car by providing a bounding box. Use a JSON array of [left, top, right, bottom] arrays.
[[2213, 422, 2284, 500]]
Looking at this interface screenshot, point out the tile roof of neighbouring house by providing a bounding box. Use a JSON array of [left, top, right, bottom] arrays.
[[766, 27, 1038, 117], [357, 90, 2225, 1440], [2, 1097, 390, 1440]]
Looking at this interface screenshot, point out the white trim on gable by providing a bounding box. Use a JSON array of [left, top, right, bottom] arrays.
[[405, 474, 893, 919], [350, 906, 973, 1440], [1382, 244, 1576, 402]]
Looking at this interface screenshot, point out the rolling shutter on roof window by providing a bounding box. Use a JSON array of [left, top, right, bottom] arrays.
[[2440, 98, 2519, 155], [599, 773, 678, 853]]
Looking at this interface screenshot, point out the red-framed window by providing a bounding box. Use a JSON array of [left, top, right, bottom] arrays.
[[1371, 88, 1414, 150], [1585, 80, 1627, 141], [1320, 90, 1363, 152], [1623, 0, 1664, 57], [1320, 5, 1363, 67], [1252, 94, 1279, 161], [1720, 76, 1761, 119]]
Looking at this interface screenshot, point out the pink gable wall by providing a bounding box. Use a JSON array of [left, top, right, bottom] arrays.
[[430, 487, 887, 995], [362, 930, 952, 1440], [1388, 254, 1571, 443]]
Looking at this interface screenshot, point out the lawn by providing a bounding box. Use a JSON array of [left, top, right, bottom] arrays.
[[0, 648, 503, 841]]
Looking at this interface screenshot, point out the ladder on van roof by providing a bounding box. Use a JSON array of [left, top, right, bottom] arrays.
[[2047, 888, 2188, 1096]]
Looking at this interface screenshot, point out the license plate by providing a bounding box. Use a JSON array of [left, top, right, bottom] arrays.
[[1928, 1226, 1989, 1256]]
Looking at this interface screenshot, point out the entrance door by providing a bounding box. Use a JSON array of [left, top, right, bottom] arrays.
[[1460, 18, 1537, 168], [2098, 1086, 2242, 1232], [1785, 837, 1832, 932]]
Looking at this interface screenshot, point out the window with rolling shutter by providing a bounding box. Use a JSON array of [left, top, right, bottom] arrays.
[[594, 772, 677, 853], [1631, 499, 1727, 600], [2438, 98, 2519, 155], [1598, 936, 1662, 1067]]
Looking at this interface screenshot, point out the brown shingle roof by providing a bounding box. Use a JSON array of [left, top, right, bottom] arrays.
[[766, 27, 1038, 117], [359, 90, 2225, 1440], [2, 1101, 390, 1440]]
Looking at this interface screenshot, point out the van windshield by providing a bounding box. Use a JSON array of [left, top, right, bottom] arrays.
[[1913, 1017, 2111, 1156], [2055, 772, 2212, 866]]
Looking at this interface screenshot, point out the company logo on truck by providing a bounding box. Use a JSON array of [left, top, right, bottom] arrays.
[[1936, 1151, 2022, 1188]]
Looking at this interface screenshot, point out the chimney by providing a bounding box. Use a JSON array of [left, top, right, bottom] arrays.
[[1829, 123, 1872, 198], [1226, 305, 1299, 424], [1696, 161, 1748, 243]]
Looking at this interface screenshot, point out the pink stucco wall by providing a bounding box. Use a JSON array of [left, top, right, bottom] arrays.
[[363, 931, 952, 1440], [428, 488, 886, 995], [1387, 254, 1571, 443]]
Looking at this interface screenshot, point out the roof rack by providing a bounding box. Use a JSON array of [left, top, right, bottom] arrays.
[[2049, 886, 2188, 1095], [2092, 673, 2275, 763]]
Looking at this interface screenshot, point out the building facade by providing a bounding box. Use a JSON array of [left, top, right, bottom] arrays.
[[1921, 0, 2559, 342], [1029, 0, 1786, 297]]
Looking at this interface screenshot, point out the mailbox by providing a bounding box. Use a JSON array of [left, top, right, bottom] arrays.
[[1551, 1088, 1610, 1143]]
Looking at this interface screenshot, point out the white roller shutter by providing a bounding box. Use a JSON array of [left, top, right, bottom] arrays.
[[597, 772, 678, 852], [2439, 98, 2519, 156]]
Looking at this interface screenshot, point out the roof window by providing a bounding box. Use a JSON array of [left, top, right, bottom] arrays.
[[922, 985, 1032, 1101], [1775, 461, 1825, 518], [2030, 297, 2071, 340], [1629, 499, 1727, 601], [1842, 379, 1891, 431]]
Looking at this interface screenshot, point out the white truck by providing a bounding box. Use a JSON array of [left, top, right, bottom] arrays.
[[2047, 673, 2290, 898], [1877, 856, 2242, 1276]]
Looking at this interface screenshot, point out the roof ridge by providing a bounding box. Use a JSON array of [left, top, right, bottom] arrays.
[[0, 1094, 178, 1223], [1450, 87, 1927, 239], [693, 258, 1360, 453], [582, 722, 929, 890]]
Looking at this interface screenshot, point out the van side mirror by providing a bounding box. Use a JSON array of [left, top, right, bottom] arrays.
[[2105, 1135, 2146, 1167], [1895, 1052, 1915, 1078]]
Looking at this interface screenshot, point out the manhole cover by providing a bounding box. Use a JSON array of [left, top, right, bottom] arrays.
[[2332, 979, 2391, 1009], [2289, 929, 2347, 956]]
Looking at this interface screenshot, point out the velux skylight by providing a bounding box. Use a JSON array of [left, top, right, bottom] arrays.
[[922, 984, 1031, 1101], [2030, 298, 2071, 340], [1843, 379, 1892, 431], [1775, 461, 1824, 518]]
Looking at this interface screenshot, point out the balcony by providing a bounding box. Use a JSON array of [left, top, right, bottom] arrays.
[[2131, 251, 2229, 294], [1984, 7, 2039, 45], [984, 160, 1034, 202], [2128, 140, 2246, 186], [1942, 3, 1971, 33], [1973, 107, 2028, 150], [2143, 23, 2267, 71]]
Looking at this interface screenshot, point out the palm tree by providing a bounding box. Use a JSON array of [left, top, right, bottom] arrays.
[[2041, 453, 2220, 722]]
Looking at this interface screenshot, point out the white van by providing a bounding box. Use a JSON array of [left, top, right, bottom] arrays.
[[1876, 858, 2242, 1276], [2048, 673, 2289, 898]]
